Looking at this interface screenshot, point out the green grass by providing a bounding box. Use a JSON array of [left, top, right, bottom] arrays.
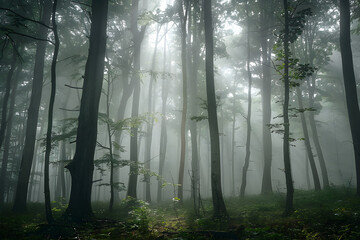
[[1, 187, 360, 239]]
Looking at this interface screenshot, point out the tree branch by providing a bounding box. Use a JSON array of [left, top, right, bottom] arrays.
[[0, 7, 52, 29]]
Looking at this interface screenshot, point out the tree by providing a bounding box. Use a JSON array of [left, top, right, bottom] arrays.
[[65, 0, 108, 221], [295, 86, 321, 191], [0, 51, 21, 207], [204, 0, 228, 218], [43, 0, 59, 223], [177, 0, 189, 203], [259, 0, 274, 195], [12, 0, 52, 213], [0, 44, 17, 150], [240, 3, 253, 198], [339, 0, 360, 196], [282, 0, 294, 215], [157, 23, 169, 203], [127, 0, 146, 199]]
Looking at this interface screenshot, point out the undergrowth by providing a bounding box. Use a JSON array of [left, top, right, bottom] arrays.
[[1, 187, 360, 239]]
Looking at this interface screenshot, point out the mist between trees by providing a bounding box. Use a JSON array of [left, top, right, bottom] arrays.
[[0, 0, 360, 221]]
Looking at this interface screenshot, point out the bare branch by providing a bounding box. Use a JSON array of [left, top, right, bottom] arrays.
[[65, 84, 83, 90]]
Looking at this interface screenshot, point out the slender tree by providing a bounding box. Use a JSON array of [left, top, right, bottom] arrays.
[[127, 0, 146, 199], [13, 0, 52, 212], [339, 0, 360, 196], [0, 44, 17, 150], [65, 0, 108, 220], [240, 4, 253, 198], [157, 23, 169, 202], [259, 0, 274, 195], [204, 0, 228, 218], [43, 0, 59, 223], [296, 86, 321, 191], [0, 58, 21, 207], [282, 0, 294, 215], [177, 0, 189, 203], [144, 25, 160, 203]]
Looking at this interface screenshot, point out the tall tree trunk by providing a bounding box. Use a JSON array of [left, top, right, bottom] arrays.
[[177, 0, 189, 203], [230, 80, 236, 196], [0, 61, 21, 207], [260, 0, 273, 195], [0, 45, 17, 150], [65, 0, 108, 221], [307, 76, 329, 188], [127, 0, 146, 199], [296, 87, 321, 191], [157, 24, 169, 203], [283, 0, 294, 215], [144, 26, 160, 203], [339, 0, 360, 196], [114, 58, 132, 203], [105, 66, 115, 211], [13, 0, 52, 213], [204, 0, 228, 218], [240, 6, 252, 198], [188, 0, 201, 212], [44, 0, 59, 223]]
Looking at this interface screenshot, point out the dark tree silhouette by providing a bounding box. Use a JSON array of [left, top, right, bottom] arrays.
[[204, 0, 228, 218], [12, 0, 52, 213], [339, 0, 360, 196], [65, 0, 108, 220]]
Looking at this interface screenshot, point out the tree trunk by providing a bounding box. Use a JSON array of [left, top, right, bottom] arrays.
[[44, 0, 59, 223], [260, 0, 273, 195], [127, 0, 146, 199], [296, 87, 321, 191], [189, 0, 201, 213], [230, 80, 236, 196], [144, 26, 160, 203], [0, 45, 17, 150], [339, 0, 360, 196], [65, 0, 108, 221], [204, 0, 228, 218], [177, 0, 189, 203], [157, 24, 169, 203], [307, 76, 329, 188], [105, 65, 115, 211], [283, 0, 294, 215], [12, 0, 52, 213], [0, 61, 21, 207], [240, 6, 252, 198]]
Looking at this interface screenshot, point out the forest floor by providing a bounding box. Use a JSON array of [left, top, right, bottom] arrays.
[[1, 187, 360, 239]]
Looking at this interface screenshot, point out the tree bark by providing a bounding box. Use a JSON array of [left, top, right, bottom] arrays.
[[339, 0, 360, 196], [260, 0, 273, 195], [240, 6, 252, 198], [204, 0, 228, 218], [157, 24, 169, 203], [0, 45, 17, 150], [65, 0, 108, 221], [0, 61, 21, 207], [296, 87, 321, 191], [144, 26, 160, 203], [177, 0, 189, 203], [12, 0, 52, 213], [283, 0, 294, 215], [188, 0, 201, 212], [307, 76, 329, 188], [127, 0, 146, 199], [44, 0, 59, 223]]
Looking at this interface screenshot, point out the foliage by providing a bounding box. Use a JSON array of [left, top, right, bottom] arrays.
[[1, 188, 360, 239]]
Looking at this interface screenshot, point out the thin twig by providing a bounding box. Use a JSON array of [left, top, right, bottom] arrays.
[[65, 84, 83, 90]]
